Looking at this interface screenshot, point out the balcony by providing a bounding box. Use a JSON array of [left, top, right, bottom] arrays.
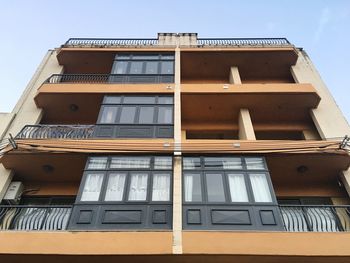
[[0, 205, 72, 231], [16, 125, 95, 139], [280, 205, 350, 232]]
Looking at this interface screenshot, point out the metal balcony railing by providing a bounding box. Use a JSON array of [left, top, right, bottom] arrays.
[[279, 205, 350, 232], [65, 38, 159, 47], [16, 125, 95, 140], [45, 74, 174, 84], [0, 205, 72, 231], [197, 38, 290, 46], [63, 37, 291, 47]]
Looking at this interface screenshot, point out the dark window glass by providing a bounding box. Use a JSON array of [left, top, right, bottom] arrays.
[[158, 97, 173, 104], [158, 106, 173, 124], [123, 96, 156, 104], [138, 107, 155, 124], [161, 61, 174, 74], [113, 61, 128, 74], [145, 61, 159, 74], [129, 62, 143, 74], [100, 106, 118, 124], [132, 55, 159, 60], [119, 106, 136, 123], [104, 96, 121, 104], [183, 157, 201, 170], [205, 173, 226, 202]]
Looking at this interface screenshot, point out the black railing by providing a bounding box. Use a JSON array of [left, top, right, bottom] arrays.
[[65, 38, 159, 47], [197, 38, 290, 46], [16, 125, 95, 139], [0, 205, 72, 231], [45, 74, 174, 84], [279, 205, 350, 232], [63, 37, 291, 47]]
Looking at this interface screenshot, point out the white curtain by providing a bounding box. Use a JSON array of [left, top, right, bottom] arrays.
[[128, 173, 148, 201], [154, 157, 172, 170], [100, 107, 117, 124], [223, 158, 242, 170], [152, 174, 170, 201], [105, 173, 126, 201], [87, 157, 108, 169], [110, 157, 150, 169], [245, 158, 265, 170], [184, 174, 194, 202], [228, 173, 249, 202], [81, 173, 104, 201], [249, 173, 272, 202]]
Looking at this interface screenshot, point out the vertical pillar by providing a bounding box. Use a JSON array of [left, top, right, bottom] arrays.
[[229, 66, 242, 84], [172, 43, 182, 254], [238, 109, 256, 140], [0, 168, 13, 200]]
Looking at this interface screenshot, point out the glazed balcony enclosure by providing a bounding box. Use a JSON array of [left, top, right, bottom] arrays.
[[1, 147, 349, 232]]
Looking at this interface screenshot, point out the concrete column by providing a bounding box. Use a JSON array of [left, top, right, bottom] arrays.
[[172, 156, 182, 254], [302, 129, 320, 140], [0, 50, 63, 201], [229, 66, 242, 84], [172, 45, 182, 254], [0, 168, 13, 200], [238, 109, 256, 140]]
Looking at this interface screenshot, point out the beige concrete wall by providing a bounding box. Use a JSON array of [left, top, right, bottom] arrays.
[[0, 50, 63, 201], [291, 50, 350, 139]]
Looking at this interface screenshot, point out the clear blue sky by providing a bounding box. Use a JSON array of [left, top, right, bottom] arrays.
[[1, 0, 349, 121]]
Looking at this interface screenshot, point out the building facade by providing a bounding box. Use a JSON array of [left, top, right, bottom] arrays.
[[0, 33, 350, 262]]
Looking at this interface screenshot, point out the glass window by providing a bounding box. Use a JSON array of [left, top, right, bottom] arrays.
[[152, 173, 170, 201], [116, 54, 130, 59], [161, 61, 174, 74], [249, 173, 272, 202], [161, 55, 175, 60], [99, 106, 118, 124], [104, 96, 121, 104], [154, 157, 173, 170], [158, 97, 173, 104], [129, 61, 143, 74], [113, 61, 128, 74], [110, 157, 151, 169], [184, 173, 202, 202], [228, 173, 249, 202], [119, 106, 136, 123], [145, 61, 159, 74], [205, 173, 226, 202], [138, 107, 155, 124], [246, 157, 265, 170], [81, 173, 104, 201], [104, 173, 126, 201], [128, 173, 148, 201], [132, 55, 159, 60], [123, 96, 156, 104], [157, 106, 173, 124], [87, 157, 108, 169], [183, 157, 201, 170], [204, 157, 242, 170]]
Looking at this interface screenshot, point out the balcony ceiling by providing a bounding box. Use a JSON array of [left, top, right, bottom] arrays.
[[181, 49, 298, 82]]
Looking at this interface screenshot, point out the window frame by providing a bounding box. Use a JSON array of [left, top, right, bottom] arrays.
[[111, 53, 175, 76], [76, 156, 173, 205], [182, 156, 277, 206], [96, 95, 174, 126]]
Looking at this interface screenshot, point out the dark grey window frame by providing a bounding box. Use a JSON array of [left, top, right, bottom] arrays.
[[182, 156, 284, 231], [94, 95, 174, 138], [111, 53, 175, 75], [68, 156, 173, 230], [109, 53, 175, 83]]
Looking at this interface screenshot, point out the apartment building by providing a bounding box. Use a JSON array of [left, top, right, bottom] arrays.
[[0, 33, 350, 262]]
